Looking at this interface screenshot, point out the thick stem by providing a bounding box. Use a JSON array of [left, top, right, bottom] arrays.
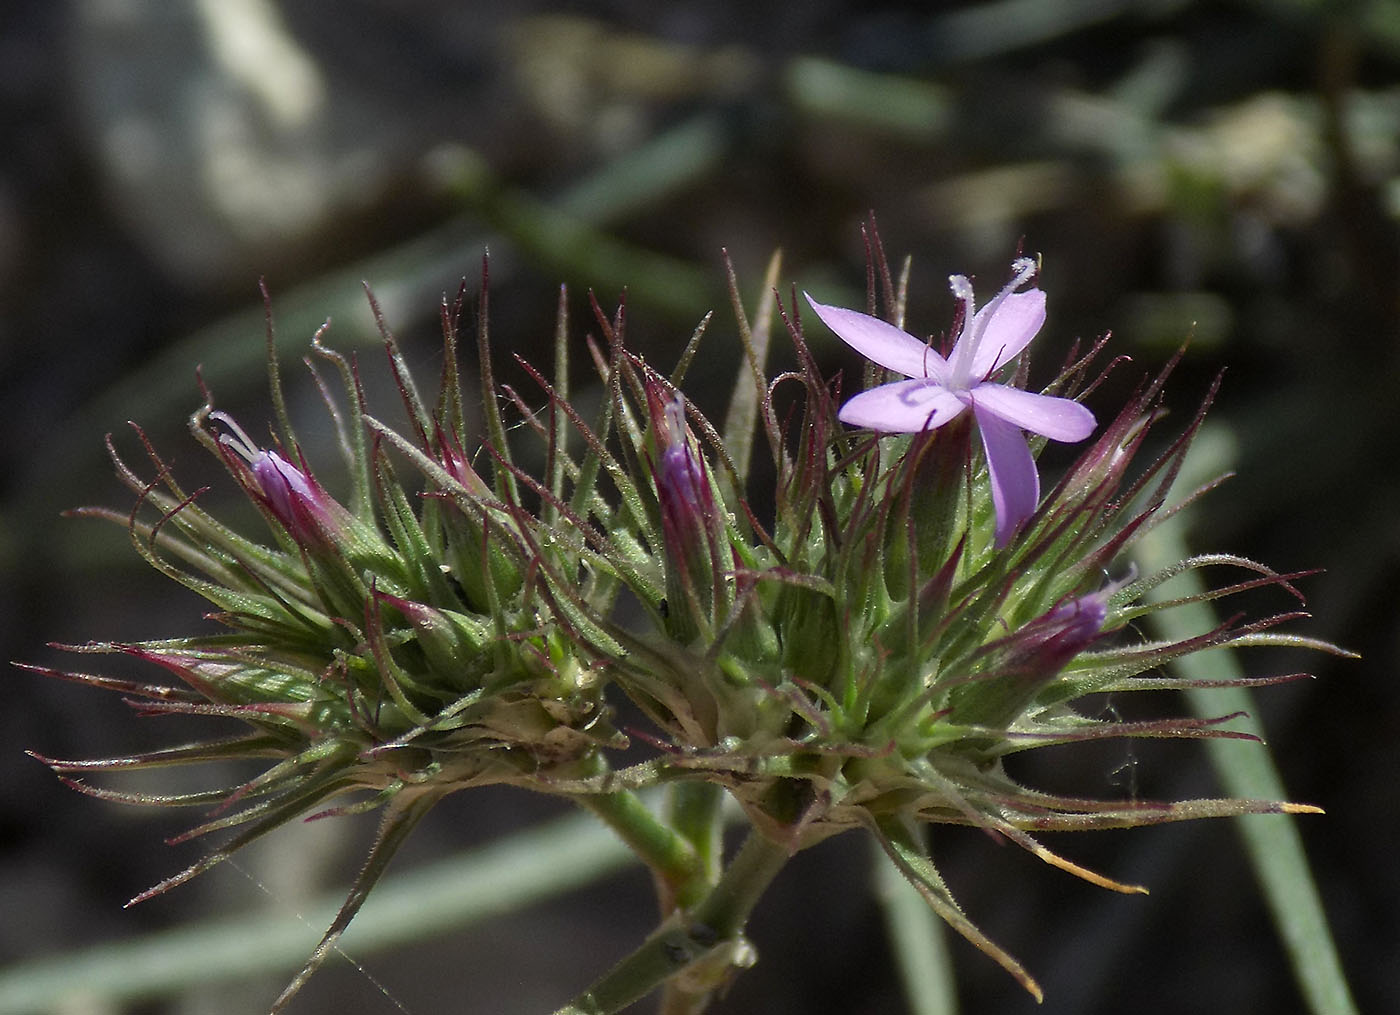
[[657, 783, 726, 1014], [575, 790, 704, 896], [665, 782, 724, 908], [553, 829, 790, 1015], [688, 829, 788, 937], [658, 784, 728, 1013]]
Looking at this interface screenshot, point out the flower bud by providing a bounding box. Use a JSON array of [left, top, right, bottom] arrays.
[[434, 426, 493, 500], [950, 584, 1116, 729], [649, 388, 722, 641], [375, 590, 489, 681], [429, 429, 523, 612], [251, 449, 349, 546], [210, 412, 355, 549]]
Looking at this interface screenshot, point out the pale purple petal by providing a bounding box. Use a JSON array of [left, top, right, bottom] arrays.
[[805, 294, 949, 382], [251, 450, 344, 544], [973, 403, 1039, 546], [253, 451, 318, 521], [966, 288, 1047, 379], [838, 379, 968, 432], [966, 383, 1096, 442]]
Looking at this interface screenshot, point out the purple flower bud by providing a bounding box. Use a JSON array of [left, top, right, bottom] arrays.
[[250, 449, 352, 545], [1036, 588, 1111, 657], [657, 398, 709, 525], [653, 393, 718, 570], [253, 451, 315, 524], [647, 387, 723, 640], [210, 412, 350, 547], [1002, 580, 1128, 675], [953, 581, 1123, 729]]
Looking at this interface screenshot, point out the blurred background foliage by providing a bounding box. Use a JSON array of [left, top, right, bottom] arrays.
[[1, 1, 1395, 1012]]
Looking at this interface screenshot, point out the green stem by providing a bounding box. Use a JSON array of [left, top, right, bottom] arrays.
[[575, 790, 704, 898], [666, 782, 724, 904], [657, 783, 727, 1014], [554, 828, 790, 1015]]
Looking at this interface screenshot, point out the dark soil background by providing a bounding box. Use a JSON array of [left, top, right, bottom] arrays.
[[2, 2, 1395, 1013]]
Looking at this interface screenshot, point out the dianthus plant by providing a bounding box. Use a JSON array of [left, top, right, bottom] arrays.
[[28, 230, 1343, 1013]]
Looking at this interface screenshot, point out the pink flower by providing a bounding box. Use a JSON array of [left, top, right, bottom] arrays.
[[806, 258, 1096, 545]]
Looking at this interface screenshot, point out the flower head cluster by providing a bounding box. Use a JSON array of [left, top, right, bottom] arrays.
[[28, 243, 1341, 1010]]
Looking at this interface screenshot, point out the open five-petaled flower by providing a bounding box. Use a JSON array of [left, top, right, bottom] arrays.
[[806, 257, 1096, 545]]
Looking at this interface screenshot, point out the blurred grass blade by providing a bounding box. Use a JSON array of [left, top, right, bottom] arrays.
[[0, 808, 638, 1014], [1133, 426, 1358, 1015], [872, 837, 958, 1015], [784, 57, 951, 139]]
